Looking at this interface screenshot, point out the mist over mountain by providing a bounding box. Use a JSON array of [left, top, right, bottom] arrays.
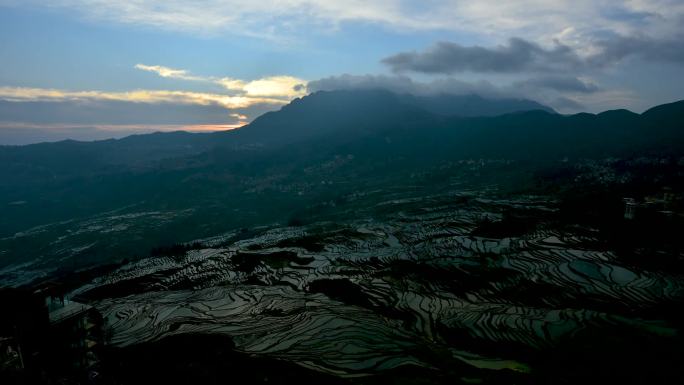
[[397, 93, 555, 116]]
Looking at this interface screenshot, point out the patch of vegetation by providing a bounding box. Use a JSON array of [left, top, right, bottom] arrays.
[[308, 278, 373, 308], [275, 235, 326, 252], [471, 212, 539, 238], [231, 250, 314, 273], [149, 242, 204, 259]]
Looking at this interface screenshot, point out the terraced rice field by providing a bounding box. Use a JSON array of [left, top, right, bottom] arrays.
[[72, 191, 684, 380]]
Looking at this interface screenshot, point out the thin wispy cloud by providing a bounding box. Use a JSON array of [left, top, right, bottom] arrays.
[[240, 76, 307, 98], [229, 113, 248, 121], [9, 1, 684, 47], [307, 74, 636, 114], [134, 64, 205, 81], [134, 64, 308, 99], [0, 66, 310, 131], [514, 76, 600, 94], [0, 122, 243, 145], [0, 86, 286, 109], [0, 122, 243, 132]]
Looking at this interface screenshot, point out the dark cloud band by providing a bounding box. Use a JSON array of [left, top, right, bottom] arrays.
[[382, 35, 684, 75], [382, 38, 581, 74]]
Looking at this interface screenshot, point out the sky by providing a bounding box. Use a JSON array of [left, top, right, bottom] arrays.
[[1, 1, 684, 144]]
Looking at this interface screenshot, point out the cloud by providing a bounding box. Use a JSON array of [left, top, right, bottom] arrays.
[[215, 75, 308, 98], [134, 64, 205, 81], [382, 38, 582, 74], [310, 73, 602, 99], [308, 74, 505, 98], [230, 113, 248, 120], [4, 2, 681, 115], [0, 86, 286, 109], [0, 97, 261, 126], [0, 86, 289, 130], [383, 30, 684, 76], [306, 74, 644, 114], [550, 97, 585, 111], [7, 1, 684, 46], [241, 76, 307, 98], [215, 78, 247, 92], [589, 34, 684, 66], [515, 76, 600, 93], [0, 122, 242, 132], [135, 64, 308, 99], [0, 123, 242, 145], [307, 74, 418, 94], [0, 67, 308, 131]]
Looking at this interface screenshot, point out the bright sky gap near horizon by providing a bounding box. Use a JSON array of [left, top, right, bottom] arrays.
[[1, 1, 684, 143]]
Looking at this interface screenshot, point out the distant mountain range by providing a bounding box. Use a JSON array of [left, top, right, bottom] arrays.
[[0, 90, 683, 269], [1, 90, 682, 176], [226, 90, 554, 146], [0, 90, 557, 176], [0, 91, 553, 146]]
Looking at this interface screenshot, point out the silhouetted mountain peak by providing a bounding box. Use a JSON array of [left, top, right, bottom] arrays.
[[597, 109, 639, 118], [231, 90, 432, 146], [231, 90, 555, 147], [397, 92, 555, 117], [642, 99, 684, 120]]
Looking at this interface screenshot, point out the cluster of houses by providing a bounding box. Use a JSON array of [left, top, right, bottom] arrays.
[[624, 188, 682, 220], [0, 282, 103, 380]]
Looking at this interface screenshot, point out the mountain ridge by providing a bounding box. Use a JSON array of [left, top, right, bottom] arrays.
[[1, 92, 683, 178], [6, 92, 683, 152], [1, 90, 683, 268]]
